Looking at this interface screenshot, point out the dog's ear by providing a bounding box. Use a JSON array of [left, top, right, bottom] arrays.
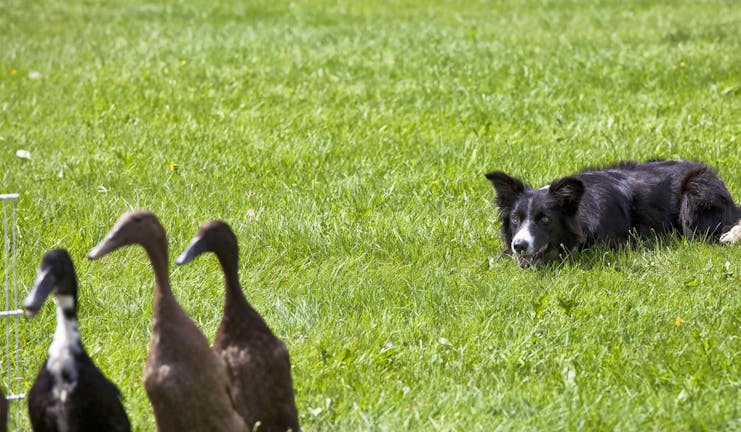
[[484, 171, 527, 209], [549, 176, 584, 213]]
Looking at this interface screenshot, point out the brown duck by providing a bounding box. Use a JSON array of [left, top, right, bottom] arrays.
[[176, 220, 300, 432], [88, 211, 246, 432]]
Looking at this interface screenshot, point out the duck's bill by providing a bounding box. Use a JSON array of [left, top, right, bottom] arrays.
[[175, 236, 205, 266], [87, 230, 124, 260], [23, 269, 54, 317]]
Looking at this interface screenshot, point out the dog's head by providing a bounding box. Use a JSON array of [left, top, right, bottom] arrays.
[[485, 171, 585, 267]]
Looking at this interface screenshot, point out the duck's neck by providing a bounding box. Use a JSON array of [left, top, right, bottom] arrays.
[[48, 294, 81, 364], [218, 255, 246, 306], [145, 241, 178, 316]]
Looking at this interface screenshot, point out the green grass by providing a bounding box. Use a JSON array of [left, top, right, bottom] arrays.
[[1, 0, 740, 430]]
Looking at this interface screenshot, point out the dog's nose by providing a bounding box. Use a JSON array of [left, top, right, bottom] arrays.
[[513, 240, 529, 254]]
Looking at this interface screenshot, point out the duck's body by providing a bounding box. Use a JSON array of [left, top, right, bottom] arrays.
[[28, 349, 130, 432], [142, 287, 244, 431], [215, 294, 299, 432], [177, 221, 300, 432], [1, 386, 8, 432], [88, 211, 246, 432], [23, 249, 130, 432]]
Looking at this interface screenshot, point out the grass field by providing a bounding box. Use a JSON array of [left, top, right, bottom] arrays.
[[1, 0, 740, 430]]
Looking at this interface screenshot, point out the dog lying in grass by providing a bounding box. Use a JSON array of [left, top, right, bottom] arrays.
[[485, 160, 741, 267]]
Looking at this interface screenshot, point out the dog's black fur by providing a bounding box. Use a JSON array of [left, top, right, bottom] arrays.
[[485, 160, 741, 267]]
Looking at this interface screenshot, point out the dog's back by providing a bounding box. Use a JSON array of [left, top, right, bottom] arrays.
[[578, 160, 706, 240]]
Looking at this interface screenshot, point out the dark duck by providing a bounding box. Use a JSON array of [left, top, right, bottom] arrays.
[[177, 220, 300, 432], [23, 249, 130, 432], [1, 386, 7, 432]]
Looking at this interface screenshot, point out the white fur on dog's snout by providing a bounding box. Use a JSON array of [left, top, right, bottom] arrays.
[[720, 221, 741, 243], [511, 221, 535, 254]]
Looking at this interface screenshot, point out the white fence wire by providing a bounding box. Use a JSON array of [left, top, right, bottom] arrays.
[[1, 193, 23, 429]]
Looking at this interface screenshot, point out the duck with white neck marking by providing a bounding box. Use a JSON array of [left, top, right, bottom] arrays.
[[23, 249, 131, 432]]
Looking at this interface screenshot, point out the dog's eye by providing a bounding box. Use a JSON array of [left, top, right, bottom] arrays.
[[540, 216, 550, 225], [512, 215, 520, 225]]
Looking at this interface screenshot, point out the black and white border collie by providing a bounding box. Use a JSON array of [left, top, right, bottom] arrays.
[[485, 160, 741, 267]]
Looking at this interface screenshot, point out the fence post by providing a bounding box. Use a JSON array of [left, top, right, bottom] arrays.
[[0, 194, 23, 429]]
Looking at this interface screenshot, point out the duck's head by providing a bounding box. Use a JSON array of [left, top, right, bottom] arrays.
[[23, 249, 78, 317], [175, 220, 238, 266], [87, 210, 166, 260]]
